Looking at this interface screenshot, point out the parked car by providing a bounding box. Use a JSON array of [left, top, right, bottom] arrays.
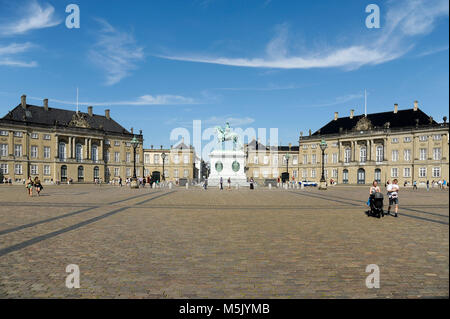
[[301, 180, 318, 187]]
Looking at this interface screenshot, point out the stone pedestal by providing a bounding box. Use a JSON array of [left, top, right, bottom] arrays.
[[319, 180, 327, 190], [130, 178, 139, 189], [208, 150, 249, 187]]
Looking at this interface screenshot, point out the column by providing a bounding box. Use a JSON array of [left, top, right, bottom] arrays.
[[384, 138, 388, 161], [72, 137, 76, 159], [338, 141, 342, 163], [8, 130, 13, 156], [85, 139, 88, 160], [68, 137, 72, 159], [55, 135, 59, 158], [99, 139, 104, 161], [88, 138, 92, 160]]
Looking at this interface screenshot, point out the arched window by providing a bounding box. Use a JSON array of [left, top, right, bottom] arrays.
[[360, 146, 367, 163], [94, 166, 99, 180], [61, 165, 67, 182], [343, 169, 349, 184], [374, 168, 381, 183], [91, 145, 98, 162], [357, 168, 366, 184], [59, 142, 66, 161], [78, 166, 84, 182], [76, 143, 83, 162]]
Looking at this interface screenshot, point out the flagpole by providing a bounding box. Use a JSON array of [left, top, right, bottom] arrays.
[[76, 87, 79, 113], [364, 89, 367, 117]]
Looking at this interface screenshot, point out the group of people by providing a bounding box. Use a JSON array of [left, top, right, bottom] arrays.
[[369, 179, 399, 217], [218, 177, 233, 190], [25, 176, 43, 197]]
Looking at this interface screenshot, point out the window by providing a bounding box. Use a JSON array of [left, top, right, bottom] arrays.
[[144, 154, 150, 164], [302, 144, 308, 149], [273, 169, 279, 178], [183, 155, 189, 164], [253, 170, 259, 178], [391, 150, 399, 162], [30, 164, 38, 175], [332, 153, 338, 164], [263, 170, 269, 178], [135, 153, 140, 163], [126, 152, 131, 163], [344, 148, 351, 163], [44, 165, 50, 176], [343, 169, 349, 184], [432, 167, 441, 178], [114, 141, 120, 146], [302, 169, 307, 178], [43, 134, 51, 140], [144, 169, 149, 176], [253, 156, 259, 164], [403, 167, 411, 178], [14, 144, 22, 157], [360, 147, 367, 163], [126, 142, 131, 147], [184, 169, 189, 178], [323, 154, 328, 164], [31, 133, 38, 139], [419, 148, 427, 160], [433, 134, 442, 141], [391, 167, 398, 178], [94, 166, 99, 179], [293, 155, 298, 165], [332, 142, 338, 147], [13, 131, 23, 137], [311, 169, 316, 178], [75, 144, 82, 162], [403, 137, 412, 143], [174, 169, 179, 178], [303, 154, 308, 165], [105, 152, 110, 162], [273, 156, 278, 165], [114, 152, 120, 163], [391, 137, 399, 143], [374, 169, 381, 183], [15, 164, 22, 175], [126, 168, 131, 177], [44, 146, 50, 159], [433, 148, 441, 160], [376, 146, 383, 162], [105, 139, 110, 145], [164, 169, 169, 178], [0, 130, 8, 136], [31, 146, 38, 158], [404, 149, 411, 161], [59, 142, 66, 160], [332, 169, 338, 178], [0, 163, 8, 174], [311, 154, 317, 164], [91, 145, 98, 162], [154, 154, 160, 164], [78, 166, 84, 182], [419, 167, 426, 177], [0, 144, 8, 157], [419, 135, 428, 141], [114, 168, 120, 177], [292, 170, 298, 178], [311, 144, 317, 149]]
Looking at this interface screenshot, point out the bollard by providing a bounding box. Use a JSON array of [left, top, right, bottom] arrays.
[[301, 183, 304, 190], [169, 182, 173, 189], [186, 183, 189, 190], [268, 183, 272, 190]]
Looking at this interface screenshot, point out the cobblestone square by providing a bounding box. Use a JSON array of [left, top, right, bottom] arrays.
[[0, 184, 448, 298]]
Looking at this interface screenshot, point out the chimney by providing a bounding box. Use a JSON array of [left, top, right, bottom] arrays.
[[350, 109, 354, 119], [105, 109, 110, 119], [413, 100, 418, 111], [443, 116, 447, 124], [43, 98, 48, 111], [139, 129, 142, 135], [21, 94, 27, 109], [309, 129, 312, 136], [88, 106, 93, 116], [289, 143, 292, 151], [334, 112, 338, 121], [394, 103, 398, 114], [130, 127, 134, 134]]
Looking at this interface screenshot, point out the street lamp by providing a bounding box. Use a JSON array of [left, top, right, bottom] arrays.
[[161, 152, 166, 181], [284, 153, 290, 183], [319, 139, 328, 190], [130, 135, 140, 188]]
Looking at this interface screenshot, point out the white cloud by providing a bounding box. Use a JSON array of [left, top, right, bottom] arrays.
[[0, 42, 37, 67], [305, 93, 364, 108], [89, 19, 144, 85], [158, 0, 448, 70], [203, 116, 255, 127], [0, 0, 61, 36], [28, 94, 197, 106]]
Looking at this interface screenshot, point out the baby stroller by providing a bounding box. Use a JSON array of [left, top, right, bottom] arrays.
[[367, 192, 384, 218]]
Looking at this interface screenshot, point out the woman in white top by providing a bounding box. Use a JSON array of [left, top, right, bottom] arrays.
[[369, 181, 381, 195]]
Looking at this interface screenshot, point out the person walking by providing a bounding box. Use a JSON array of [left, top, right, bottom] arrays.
[[203, 178, 208, 190], [219, 177, 223, 190], [426, 180, 430, 191], [387, 179, 400, 217], [250, 177, 254, 190], [413, 180, 417, 190], [227, 177, 231, 190], [25, 176, 33, 197], [119, 176, 123, 187], [34, 176, 43, 196]]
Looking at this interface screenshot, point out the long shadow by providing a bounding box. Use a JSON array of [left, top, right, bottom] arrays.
[[289, 191, 449, 226], [0, 191, 175, 257], [0, 191, 162, 237]]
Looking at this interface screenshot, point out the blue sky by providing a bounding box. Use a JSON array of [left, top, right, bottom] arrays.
[[0, 0, 448, 149]]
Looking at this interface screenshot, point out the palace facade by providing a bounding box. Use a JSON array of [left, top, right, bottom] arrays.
[[244, 101, 449, 186], [143, 142, 197, 183], [0, 95, 144, 184]]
